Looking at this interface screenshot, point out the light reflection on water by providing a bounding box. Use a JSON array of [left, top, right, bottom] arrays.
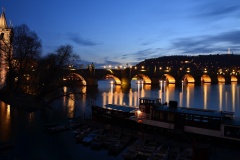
[[0, 102, 11, 141], [0, 81, 240, 142], [0, 81, 240, 159], [97, 80, 240, 117]]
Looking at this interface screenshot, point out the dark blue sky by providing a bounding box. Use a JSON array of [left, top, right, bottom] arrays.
[[2, 0, 240, 68]]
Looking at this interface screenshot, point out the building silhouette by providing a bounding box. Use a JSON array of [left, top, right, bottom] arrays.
[[0, 9, 12, 88]]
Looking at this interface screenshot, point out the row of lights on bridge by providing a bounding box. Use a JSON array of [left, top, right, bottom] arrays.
[[103, 65, 137, 69], [102, 65, 239, 75]]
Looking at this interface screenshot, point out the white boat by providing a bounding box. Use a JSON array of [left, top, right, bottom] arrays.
[[92, 97, 240, 143], [82, 129, 104, 144], [130, 97, 240, 142]]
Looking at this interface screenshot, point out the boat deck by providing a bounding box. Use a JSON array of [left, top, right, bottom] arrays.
[[223, 117, 240, 126], [154, 105, 227, 118], [105, 104, 138, 113]]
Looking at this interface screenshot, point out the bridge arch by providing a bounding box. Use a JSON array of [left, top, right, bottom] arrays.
[[134, 74, 151, 84], [105, 74, 121, 85], [201, 74, 211, 83], [231, 75, 238, 82], [64, 73, 87, 85], [218, 75, 225, 83], [164, 74, 176, 84], [182, 74, 195, 83]]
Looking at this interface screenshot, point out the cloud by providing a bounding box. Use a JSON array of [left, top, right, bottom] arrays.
[[172, 30, 240, 54], [141, 42, 152, 46], [98, 48, 165, 64], [77, 59, 106, 68], [131, 48, 164, 61], [67, 33, 99, 46], [195, 1, 240, 19], [210, 30, 240, 44], [104, 60, 121, 65], [101, 56, 125, 66], [80, 48, 166, 68], [203, 5, 240, 17], [121, 54, 132, 59]]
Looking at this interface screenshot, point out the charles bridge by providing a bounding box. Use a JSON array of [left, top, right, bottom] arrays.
[[62, 63, 240, 86]]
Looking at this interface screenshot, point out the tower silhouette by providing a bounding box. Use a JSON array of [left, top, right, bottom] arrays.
[[0, 9, 12, 88]]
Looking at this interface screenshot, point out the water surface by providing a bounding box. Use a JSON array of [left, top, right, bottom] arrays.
[[0, 81, 240, 159]]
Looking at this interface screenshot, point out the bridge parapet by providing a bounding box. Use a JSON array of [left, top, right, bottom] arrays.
[[62, 66, 240, 86]]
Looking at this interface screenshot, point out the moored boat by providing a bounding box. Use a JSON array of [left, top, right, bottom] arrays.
[[47, 122, 82, 133], [148, 144, 169, 160], [82, 129, 104, 145], [102, 130, 122, 149], [92, 97, 240, 143], [135, 140, 159, 160], [108, 133, 132, 155], [123, 138, 145, 159], [75, 126, 93, 143]]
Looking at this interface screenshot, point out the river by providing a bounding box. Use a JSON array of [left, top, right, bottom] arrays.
[[0, 81, 240, 159]]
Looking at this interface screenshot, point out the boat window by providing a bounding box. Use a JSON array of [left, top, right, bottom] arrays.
[[202, 116, 209, 123], [211, 117, 221, 122], [193, 115, 201, 122], [202, 119, 208, 123], [186, 115, 193, 121]]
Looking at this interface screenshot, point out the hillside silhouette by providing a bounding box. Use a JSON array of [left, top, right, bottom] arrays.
[[136, 54, 240, 72]]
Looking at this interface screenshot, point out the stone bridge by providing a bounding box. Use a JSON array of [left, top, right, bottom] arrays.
[[61, 66, 240, 86]]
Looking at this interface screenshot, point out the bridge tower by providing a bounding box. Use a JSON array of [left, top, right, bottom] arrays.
[[0, 9, 12, 88]]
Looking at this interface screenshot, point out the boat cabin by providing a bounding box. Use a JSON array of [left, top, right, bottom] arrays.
[[92, 104, 137, 120], [139, 97, 162, 119], [135, 97, 240, 141], [92, 97, 240, 141]]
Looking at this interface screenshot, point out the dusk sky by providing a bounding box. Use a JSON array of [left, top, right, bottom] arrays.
[[2, 0, 240, 68]]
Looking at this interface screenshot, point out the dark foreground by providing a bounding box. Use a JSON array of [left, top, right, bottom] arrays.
[[1, 118, 240, 160]]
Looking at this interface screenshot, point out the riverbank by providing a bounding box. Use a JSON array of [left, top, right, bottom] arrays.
[[1, 117, 240, 160], [72, 118, 240, 160], [0, 89, 49, 112]]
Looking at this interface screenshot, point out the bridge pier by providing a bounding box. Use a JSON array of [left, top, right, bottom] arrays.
[[121, 78, 131, 86], [194, 78, 202, 85], [86, 78, 98, 86], [225, 75, 232, 84], [211, 75, 219, 84], [151, 78, 160, 85]]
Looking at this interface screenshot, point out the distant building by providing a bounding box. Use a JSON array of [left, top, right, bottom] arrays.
[[0, 9, 13, 88]]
